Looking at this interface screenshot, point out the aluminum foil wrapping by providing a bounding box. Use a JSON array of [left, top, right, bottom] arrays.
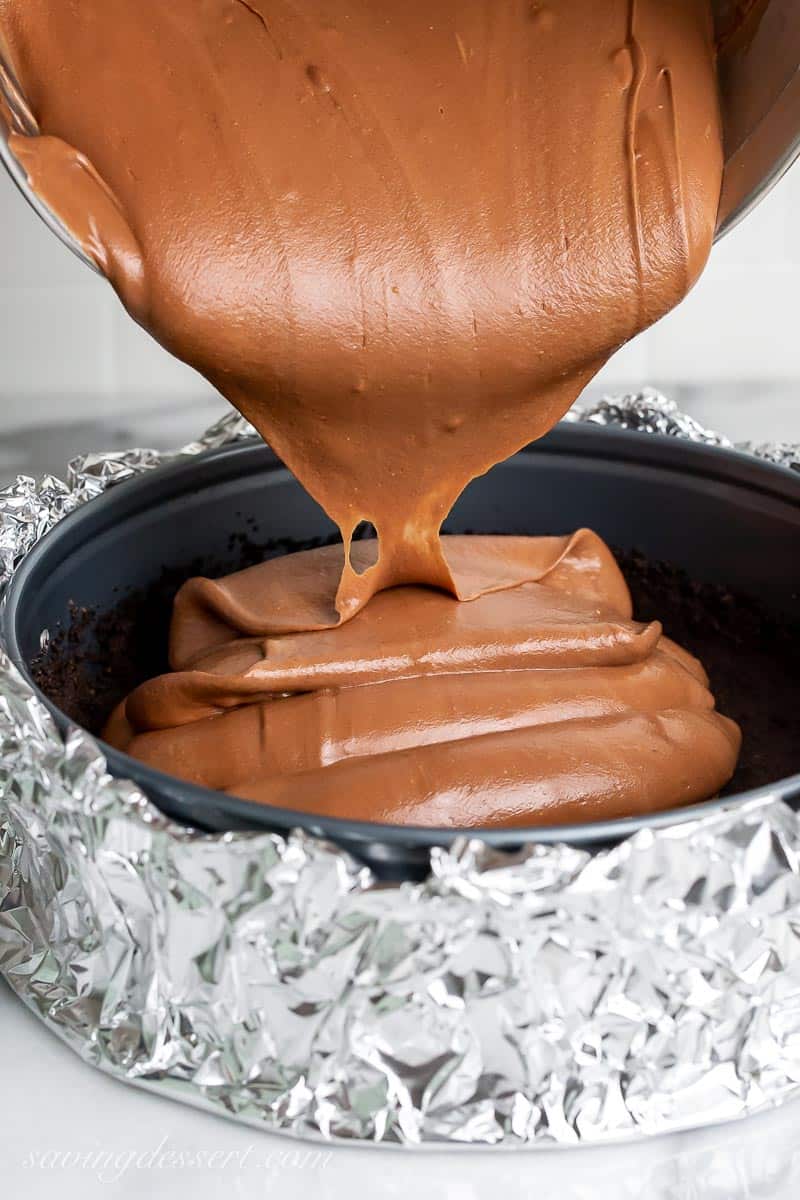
[[1, 391, 800, 1147], [568, 386, 734, 447]]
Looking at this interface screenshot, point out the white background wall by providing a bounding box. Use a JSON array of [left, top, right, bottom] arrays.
[[1, 161, 799, 439]]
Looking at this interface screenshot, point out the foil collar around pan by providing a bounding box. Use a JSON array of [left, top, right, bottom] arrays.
[[1, 392, 800, 1147]]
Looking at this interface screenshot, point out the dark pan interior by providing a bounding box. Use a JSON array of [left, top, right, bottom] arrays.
[[3, 423, 800, 879]]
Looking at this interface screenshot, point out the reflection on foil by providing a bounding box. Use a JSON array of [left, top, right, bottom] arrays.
[[0, 392, 799, 1148], [747, 442, 800, 473], [568, 386, 734, 445]]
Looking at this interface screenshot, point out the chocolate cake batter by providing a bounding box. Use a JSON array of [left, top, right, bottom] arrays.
[[0, 0, 739, 826]]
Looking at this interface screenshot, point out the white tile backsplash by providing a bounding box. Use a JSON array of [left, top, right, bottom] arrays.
[[1, 160, 799, 434], [0, 285, 114, 422], [0, 167, 96, 289], [110, 302, 219, 402], [713, 166, 799, 270], [648, 265, 800, 384], [784, 162, 800, 268]]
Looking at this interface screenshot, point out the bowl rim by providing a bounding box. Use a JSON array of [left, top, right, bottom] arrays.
[[3, 422, 800, 850]]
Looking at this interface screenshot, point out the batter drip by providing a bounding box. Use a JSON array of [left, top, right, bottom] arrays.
[[0, 0, 739, 825]]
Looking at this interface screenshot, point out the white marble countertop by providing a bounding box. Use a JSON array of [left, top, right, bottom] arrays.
[[2, 980, 800, 1200]]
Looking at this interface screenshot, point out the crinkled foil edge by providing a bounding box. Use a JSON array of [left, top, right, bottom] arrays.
[[1, 391, 800, 1148]]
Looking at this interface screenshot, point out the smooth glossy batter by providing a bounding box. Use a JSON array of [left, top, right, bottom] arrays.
[[1, 0, 739, 826], [104, 531, 741, 826]]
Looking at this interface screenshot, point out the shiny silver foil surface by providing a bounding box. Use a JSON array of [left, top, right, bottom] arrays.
[[568, 386, 734, 447], [1, 392, 800, 1147]]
